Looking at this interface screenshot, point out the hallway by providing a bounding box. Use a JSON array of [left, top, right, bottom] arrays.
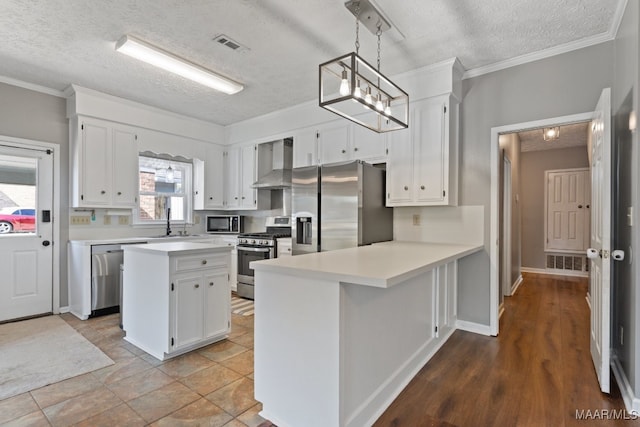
[[375, 273, 638, 426]]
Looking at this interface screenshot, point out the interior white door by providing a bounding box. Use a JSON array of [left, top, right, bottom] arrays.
[[546, 169, 589, 251], [588, 88, 611, 393], [0, 143, 54, 322]]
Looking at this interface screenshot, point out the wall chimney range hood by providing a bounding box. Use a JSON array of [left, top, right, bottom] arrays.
[[252, 138, 293, 189]]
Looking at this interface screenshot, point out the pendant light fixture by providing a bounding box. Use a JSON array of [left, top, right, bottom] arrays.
[[319, 0, 409, 133]]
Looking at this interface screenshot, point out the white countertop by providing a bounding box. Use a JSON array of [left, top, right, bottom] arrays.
[[69, 234, 236, 246], [251, 241, 483, 288], [123, 241, 232, 256]]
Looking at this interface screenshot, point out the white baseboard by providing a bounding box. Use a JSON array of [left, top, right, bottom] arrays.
[[511, 275, 523, 295], [57, 306, 70, 314], [499, 303, 505, 319], [456, 319, 491, 336], [611, 354, 640, 414], [585, 292, 591, 310], [520, 267, 588, 278]]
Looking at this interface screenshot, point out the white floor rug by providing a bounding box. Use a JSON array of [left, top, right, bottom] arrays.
[[231, 296, 254, 316], [0, 315, 114, 401]]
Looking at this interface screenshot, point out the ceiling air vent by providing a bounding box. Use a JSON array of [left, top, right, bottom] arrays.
[[213, 34, 248, 52]]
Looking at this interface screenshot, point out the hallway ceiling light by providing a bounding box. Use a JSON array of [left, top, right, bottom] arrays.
[[115, 35, 243, 95], [543, 126, 560, 141], [319, 0, 409, 133]]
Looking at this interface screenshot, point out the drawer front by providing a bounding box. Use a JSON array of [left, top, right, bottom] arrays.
[[174, 253, 227, 272]]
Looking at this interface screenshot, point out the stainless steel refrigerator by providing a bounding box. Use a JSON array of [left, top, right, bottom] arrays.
[[292, 160, 393, 255]]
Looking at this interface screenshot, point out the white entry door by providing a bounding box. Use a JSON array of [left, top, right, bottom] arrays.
[[0, 143, 53, 322], [588, 88, 611, 393]]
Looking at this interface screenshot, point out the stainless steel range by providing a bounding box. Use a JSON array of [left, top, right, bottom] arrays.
[[236, 216, 291, 300]]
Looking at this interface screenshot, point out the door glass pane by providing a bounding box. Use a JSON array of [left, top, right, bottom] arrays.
[[0, 154, 37, 235]]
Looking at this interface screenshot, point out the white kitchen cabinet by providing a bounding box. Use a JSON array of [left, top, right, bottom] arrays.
[[194, 144, 225, 210], [224, 145, 269, 210], [316, 121, 387, 166], [292, 127, 318, 168], [123, 242, 232, 360], [277, 237, 292, 257], [386, 94, 458, 206], [70, 117, 139, 208]]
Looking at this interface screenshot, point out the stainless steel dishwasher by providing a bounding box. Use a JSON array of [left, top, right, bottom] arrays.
[[91, 244, 124, 315]]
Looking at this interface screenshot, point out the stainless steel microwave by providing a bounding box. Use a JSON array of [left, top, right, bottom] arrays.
[[205, 215, 243, 234]]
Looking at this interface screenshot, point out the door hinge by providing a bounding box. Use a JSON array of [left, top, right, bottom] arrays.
[[444, 106, 447, 113], [135, 135, 138, 140], [171, 283, 174, 291], [387, 192, 390, 198], [435, 326, 438, 333], [171, 337, 174, 346], [228, 320, 231, 328], [316, 132, 320, 139], [385, 148, 388, 155], [80, 195, 84, 201], [443, 190, 446, 197], [81, 124, 84, 130]]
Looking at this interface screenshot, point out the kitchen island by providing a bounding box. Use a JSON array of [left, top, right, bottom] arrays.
[[122, 241, 232, 360], [250, 241, 483, 427]]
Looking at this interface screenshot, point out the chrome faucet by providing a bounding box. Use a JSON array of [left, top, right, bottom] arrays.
[[166, 207, 171, 236]]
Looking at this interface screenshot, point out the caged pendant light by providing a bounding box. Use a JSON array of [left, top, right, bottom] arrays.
[[319, 0, 409, 133]]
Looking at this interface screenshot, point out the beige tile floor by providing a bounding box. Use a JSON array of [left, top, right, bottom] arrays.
[[0, 311, 274, 427]]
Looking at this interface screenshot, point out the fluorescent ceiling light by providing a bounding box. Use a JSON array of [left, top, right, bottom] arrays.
[[115, 35, 243, 95]]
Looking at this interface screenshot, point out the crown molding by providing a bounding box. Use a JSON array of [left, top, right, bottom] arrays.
[[0, 75, 64, 97]]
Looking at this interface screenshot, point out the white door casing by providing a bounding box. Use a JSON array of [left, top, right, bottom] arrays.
[[502, 156, 512, 297], [588, 88, 611, 394], [545, 168, 590, 252], [0, 143, 54, 322]]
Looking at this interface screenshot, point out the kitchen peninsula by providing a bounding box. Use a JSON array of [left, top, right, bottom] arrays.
[[122, 241, 232, 361], [251, 241, 483, 427]]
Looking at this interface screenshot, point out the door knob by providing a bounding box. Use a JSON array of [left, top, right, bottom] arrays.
[[42, 240, 50, 247], [586, 248, 599, 259], [578, 205, 583, 208], [612, 250, 625, 261]]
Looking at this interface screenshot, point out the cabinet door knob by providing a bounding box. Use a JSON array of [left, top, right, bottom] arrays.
[[209, 196, 213, 200], [195, 284, 199, 288], [421, 185, 425, 190], [235, 197, 238, 200], [242, 196, 245, 199], [209, 282, 214, 286], [287, 248, 291, 252], [578, 205, 583, 208], [101, 190, 106, 194], [202, 260, 207, 265], [117, 191, 122, 196], [404, 186, 408, 191], [341, 149, 346, 154], [354, 147, 358, 152]]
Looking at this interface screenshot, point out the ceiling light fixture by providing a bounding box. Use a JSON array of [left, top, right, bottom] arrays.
[[319, 0, 409, 133], [115, 35, 243, 95], [543, 126, 560, 141]]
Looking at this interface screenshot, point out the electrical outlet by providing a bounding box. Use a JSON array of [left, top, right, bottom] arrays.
[[103, 215, 111, 225], [412, 214, 421, 226], [70, 216, 90, 225], [118, 216, 129, 225]]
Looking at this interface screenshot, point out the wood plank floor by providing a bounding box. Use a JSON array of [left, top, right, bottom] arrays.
[[374, 273, 640, 427]]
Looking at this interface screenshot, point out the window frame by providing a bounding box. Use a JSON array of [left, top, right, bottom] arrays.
[[133, 155, 193, 226]]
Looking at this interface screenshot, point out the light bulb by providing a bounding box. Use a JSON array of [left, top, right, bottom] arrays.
[[354, 79, 362, 98], [384, 100, 391, 115], [375, 94, 384, 111], [339, 69, 350, 96], [364, 87, 372, 104], [166, 166, 174, 183]]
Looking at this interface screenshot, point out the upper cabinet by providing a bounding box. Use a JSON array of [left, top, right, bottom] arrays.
[[292, 128, 318, 168], [386, 94, 459, 207], [194, 144, 225, 210], [70, 117, 139, 208], [224, 144, 269, 210]]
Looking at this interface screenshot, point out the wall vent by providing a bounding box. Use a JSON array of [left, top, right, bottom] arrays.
[[212, 34, 248, 52], [546, 254, 588, 273]]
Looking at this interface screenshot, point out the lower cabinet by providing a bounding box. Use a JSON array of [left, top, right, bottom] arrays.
[[172, 268, 229, 351], [123, 245, 231, 360]]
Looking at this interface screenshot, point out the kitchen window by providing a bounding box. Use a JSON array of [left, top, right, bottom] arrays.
[[135, 155, 192, 225]]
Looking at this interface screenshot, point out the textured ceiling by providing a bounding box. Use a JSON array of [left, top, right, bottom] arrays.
[[519, 122, 590, 152], [0, 0, 621, 125]]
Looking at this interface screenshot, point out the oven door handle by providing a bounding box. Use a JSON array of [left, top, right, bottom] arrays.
[[237, 246, 271, 253]]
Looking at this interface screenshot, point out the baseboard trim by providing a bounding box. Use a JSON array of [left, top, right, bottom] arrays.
[[521, 267, 588, 278], [499, 303, 505, 319], [511, 275, 523, 295], [611, 354, 640, 414], [58, 306, 70, 314], [585, 292, 591, 310], [456, 320, 492, 336]]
